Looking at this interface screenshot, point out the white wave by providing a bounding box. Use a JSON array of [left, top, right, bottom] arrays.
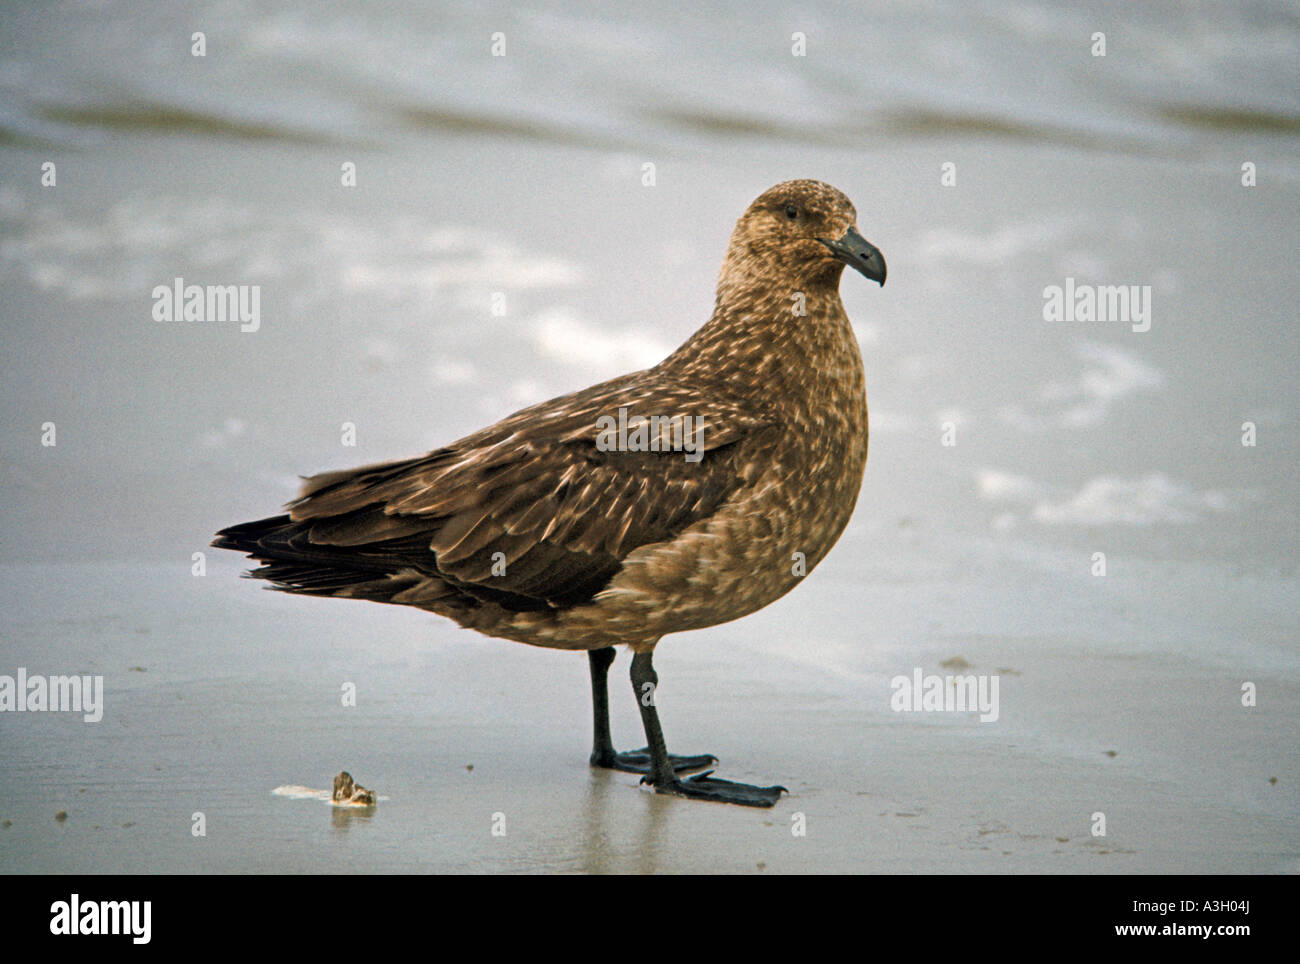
[[975, 467, 1245, 526], [867, 408, 917, 434], [531, 307, 672, 373], [1001, 341, 1165, 430], [976, 469, 1042, 502], [272, 784, 387, 807], [1032, 473, 1239, 525], [0, 194, 584, 307]]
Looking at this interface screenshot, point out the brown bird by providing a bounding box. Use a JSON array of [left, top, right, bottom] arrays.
[[214, 179, 885, 807]]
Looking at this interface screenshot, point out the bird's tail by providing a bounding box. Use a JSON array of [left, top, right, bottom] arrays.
[[212, 514, 422, 601]]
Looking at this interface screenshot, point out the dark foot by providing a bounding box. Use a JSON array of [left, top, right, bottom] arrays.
[[590, 747, 717, 775], [643, 771, 787, 808]]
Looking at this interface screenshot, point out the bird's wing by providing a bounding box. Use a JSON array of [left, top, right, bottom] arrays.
[[261, 374, 774, 610]]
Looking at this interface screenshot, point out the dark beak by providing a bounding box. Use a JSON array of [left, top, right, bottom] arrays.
[[818, 226, 886, 286]]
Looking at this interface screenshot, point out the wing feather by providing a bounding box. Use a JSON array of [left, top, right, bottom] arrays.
[[221, 373, 775, 613]]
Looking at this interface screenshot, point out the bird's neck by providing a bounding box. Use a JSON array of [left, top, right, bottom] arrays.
[[659, 274, 864, 405]]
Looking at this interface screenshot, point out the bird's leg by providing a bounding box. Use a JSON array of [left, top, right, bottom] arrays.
[[629, 650, 786, 807], [587, 647, 715, 775], [587, 647, 619, 766]]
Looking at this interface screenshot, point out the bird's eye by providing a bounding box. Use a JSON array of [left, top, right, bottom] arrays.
[[785, 204, 799, 220]]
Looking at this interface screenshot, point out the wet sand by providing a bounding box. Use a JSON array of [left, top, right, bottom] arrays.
[[1, 1, 1297, 874], [0, 544, 1293, 874]]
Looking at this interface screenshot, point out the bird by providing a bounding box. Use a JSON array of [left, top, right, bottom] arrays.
[[213, 179, 886, 807]]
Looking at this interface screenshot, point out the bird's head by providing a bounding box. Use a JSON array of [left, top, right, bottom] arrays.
[[720, 179, 886, 294]]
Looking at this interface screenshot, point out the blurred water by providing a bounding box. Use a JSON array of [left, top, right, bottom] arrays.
[[0, 0, 1296, 872], [1, 0, 1295, 603], [3, 0, 1298, 162]]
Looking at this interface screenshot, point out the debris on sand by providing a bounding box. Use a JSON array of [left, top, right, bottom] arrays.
[[332, 771, 376, 807], [273, 772, 382, 808]]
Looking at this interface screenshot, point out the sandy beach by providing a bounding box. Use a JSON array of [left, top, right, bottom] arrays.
[[1, 0, 1297, 874]]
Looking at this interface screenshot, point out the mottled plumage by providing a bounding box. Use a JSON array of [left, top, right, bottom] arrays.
[[215, 179, 886, 806]]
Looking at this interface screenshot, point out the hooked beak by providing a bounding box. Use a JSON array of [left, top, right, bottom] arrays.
[[818, 226, 886, 286]]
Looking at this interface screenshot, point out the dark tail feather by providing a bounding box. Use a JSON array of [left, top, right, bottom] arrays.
[[247, 560, 424, 601], [212, 513, 295, 555], [212, 514, 416, 601]]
